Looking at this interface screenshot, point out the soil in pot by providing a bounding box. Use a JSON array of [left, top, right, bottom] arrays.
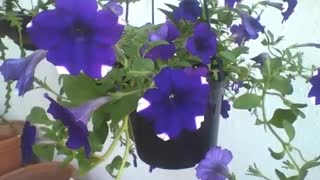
[[0, 162, 77, 180], [130, 81, 225, 169], [0, 121, 25, 176]]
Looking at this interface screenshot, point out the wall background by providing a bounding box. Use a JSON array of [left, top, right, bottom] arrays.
[[0, 0, 320, 179]]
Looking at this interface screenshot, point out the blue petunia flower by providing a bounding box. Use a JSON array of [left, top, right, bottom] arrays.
[[261, 0, 297, 22], [186, 23, 217, 64], [251, 53, 270, 65], [137, 67, 210, 140], [308, 70, 320, 105], [225, 0, 241, 9], [141, 21, 180, 61], [231, 11, 264, 45], [0, 50, 47, 96], [45, 94, 111, 157], [21, 121, 36, 165], [173, 0, 202, 22], [106, 0, 123, 16], [196, 146, 233, 180], [221, 99, 230, 119], [27, 0, 124, 78]]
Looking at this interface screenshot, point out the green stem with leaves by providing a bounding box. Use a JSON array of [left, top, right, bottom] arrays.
[[116, 126, 130, 180]]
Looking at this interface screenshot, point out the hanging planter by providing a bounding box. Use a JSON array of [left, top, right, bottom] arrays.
[[130, 80, 225, 169], [0, 12, 37, 50]]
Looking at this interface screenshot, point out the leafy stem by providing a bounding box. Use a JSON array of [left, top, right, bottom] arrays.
[[90, 115, 129, 172], [261, 90, 300, 171], [116, 124, 130, 180], [34, 77, 68, 101]]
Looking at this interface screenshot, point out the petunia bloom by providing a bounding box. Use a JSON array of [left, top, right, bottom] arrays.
[[261, 0, 297, 22], [186, 23, 217, 64], [27, 0, 124, 78], [21, 121, 37, 165], [45, 94, 111, 157], [221, 100, 230, 119], [225, 0, 241, 9], [251, 53, 270, 65], [196, 146, 233, 180], [308, 70, 320, 105], [173, 0, 202, 22], [0, 50, 47, 96], [142, 21, 180, 61], [106, 0, 123, 16], [137, 67, 210, 140], [231, 81, 243, 94], [231, 11, 264, 45]]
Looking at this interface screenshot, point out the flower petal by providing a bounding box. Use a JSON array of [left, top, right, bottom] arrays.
[[56, 0, 97, 22], [21, 121, 36, 165]]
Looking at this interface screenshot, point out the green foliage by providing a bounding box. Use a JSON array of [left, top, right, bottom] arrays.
[[32, 144, 55, 161], [1, 81, 13, 117], [27, 107, 53, 125], [269, 75, 293, 95], [106, 156, 130, 177], [233, 93, 261, 109], [269, 109, 301, 128], [268, 148, 285, 160]]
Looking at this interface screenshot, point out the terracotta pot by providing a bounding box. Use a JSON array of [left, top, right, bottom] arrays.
[[130, 80, 225, 169], [0, 121, 25, 176], [0, 162, 77, 180]]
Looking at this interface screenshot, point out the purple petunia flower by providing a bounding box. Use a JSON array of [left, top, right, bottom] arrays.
[[231, 11, 264, 45], [27, 0, 124, 78], [308, 70, 320, 105], [251, 53, 270, 65], [0, 50, 47, 96], [186, 23, 217, 64], [142, 21, 180, 61], [106, 0, 123, 16], [173, 0, 202, 22], [196, 146, 233, 180], [225, 0, 241, 9], [221, 99, 230, 119], [21, 121, 36, 165], [137, 67, 210, 140], [261, 0, 297, 22], [45, 94, 111, 157]]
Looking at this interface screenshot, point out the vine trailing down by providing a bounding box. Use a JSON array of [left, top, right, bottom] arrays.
[[0, 0, 320, 179]]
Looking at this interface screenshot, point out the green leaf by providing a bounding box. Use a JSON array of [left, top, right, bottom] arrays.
[[232, 46, 249, 57], [282, 120, 295, 141], [275, 169, 287, 180], [217, 10, 233, 26], [32, 144, 55, 161], [269, 76, 293, 95], [268, 148, 285, 160], [218, 51, 237, 63], [127, 58, 154, 77], [233, 93, 261, 109], [91, 107, 109, 147], [27, 107, 53, 125], [111, 156, 130, 170], [77, 154, 100, 175], [300, 157, 320, 172], [262, 58, 282, 80], [62, 74, 104, 105], [269, 109, 299, 128]]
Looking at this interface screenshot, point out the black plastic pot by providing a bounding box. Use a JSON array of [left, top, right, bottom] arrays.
[[0, 12, 37, 50], [130, 80, 225, 169]]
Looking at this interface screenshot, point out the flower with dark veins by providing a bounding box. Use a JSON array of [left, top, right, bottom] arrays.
[[27, 0, 124, 78], [308, 70, 320, 105], [196, 146, 233, 180], [106, 0, 123, 16], [225, 0, 241, 9], [0, 50, 47, 96], [186, 23, 217, 64], [45, 94, 111, 157], [173, 0, 202, 22], [142, 21, 180, 61], [21, 121, 36, 165], [221, 100, 230, 119], [251, 53, 270, 65], [137, 67, 210, 140]]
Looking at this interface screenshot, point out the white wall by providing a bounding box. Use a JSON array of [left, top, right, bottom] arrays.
[[1, 0, 320, 180]]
